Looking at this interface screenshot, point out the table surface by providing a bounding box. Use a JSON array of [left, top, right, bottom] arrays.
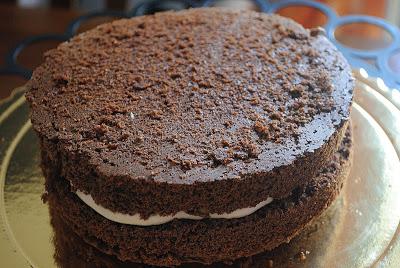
[[0, 4, 82, 100]]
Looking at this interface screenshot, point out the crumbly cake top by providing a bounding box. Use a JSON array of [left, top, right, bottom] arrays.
[[26, 8, 353, 184]]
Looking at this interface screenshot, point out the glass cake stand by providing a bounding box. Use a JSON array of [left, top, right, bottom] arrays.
[[0, 70, 399, 267]]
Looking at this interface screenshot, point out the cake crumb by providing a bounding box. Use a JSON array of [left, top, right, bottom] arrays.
[[254, 121, 270, 140], [296, 250, 310, 261]]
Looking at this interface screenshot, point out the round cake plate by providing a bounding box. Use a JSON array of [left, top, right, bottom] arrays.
[[0, 70, 399, 268]]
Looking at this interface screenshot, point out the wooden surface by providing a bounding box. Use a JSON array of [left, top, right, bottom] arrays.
[[0, 1, 388, 100]]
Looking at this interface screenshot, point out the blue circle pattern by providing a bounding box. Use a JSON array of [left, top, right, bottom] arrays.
[[1, 0, 399, 89]]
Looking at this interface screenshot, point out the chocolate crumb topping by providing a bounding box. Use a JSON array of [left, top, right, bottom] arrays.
[[27, 8, 353, 217]]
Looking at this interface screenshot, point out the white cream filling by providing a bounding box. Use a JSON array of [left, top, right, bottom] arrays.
[[75, 190, 273, 226]]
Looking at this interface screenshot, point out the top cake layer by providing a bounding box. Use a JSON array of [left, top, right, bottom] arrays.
[[26, 8, 353, 218]]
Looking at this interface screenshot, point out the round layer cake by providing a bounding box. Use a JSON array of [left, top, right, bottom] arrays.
[[26, 7, 354, 266]]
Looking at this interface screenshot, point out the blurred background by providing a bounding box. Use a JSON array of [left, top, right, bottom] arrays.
[[1, 0, 400, 99]]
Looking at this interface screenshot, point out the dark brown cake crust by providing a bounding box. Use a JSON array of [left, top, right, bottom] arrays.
[[27, 8, 353, 217], [50, 194, 345, 268], [46, 128, 352, 267]]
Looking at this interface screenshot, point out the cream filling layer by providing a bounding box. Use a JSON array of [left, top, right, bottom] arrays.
[[75, 190, 273, 226]]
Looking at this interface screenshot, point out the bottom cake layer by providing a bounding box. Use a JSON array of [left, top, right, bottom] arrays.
[[46, 128, 352, 267], [50, 194, 345, 268]]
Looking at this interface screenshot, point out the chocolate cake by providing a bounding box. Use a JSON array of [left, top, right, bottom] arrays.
[[25, 7, 354, 267]]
